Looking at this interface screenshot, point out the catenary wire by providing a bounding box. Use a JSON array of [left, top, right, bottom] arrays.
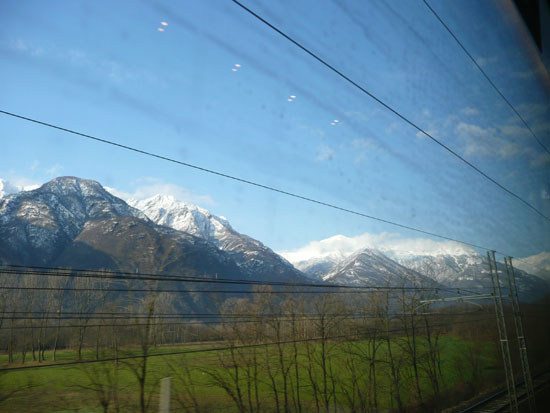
[[5, 312, 510, 329], [0, 264, 518, 296], [0, 286, 446, 293], [3, 264, 530, 299], [0, 264, 443, 290], [4, 311, 501, 322], [422, 0, 550, 156], [0, 110, 516, 255], [229, 0, 550, 222]]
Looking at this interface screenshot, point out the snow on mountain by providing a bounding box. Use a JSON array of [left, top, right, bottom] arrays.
[[281, 233, 477, 264], [128, 195, 232, 245], [281, 233, 479, 277], [0, 176, 147, 264], [280, 233, 399, 264], [515, 252, 550, 281], [293, 255, 342, 280], [281, 232, 550, 297], [128, 194, 308, 282], [391, 253, 486, 286], [322, 247, 438, 287]]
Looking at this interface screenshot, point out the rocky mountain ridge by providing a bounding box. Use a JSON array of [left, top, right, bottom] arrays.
[[0, 177, 308, 285], [2, 176, 549, 299], [128, 194, 307, 282]]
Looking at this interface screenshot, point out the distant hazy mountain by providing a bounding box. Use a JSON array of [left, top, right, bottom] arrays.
[[383, 248, 487, 286], [282, 234, 550, 299], [389, 251, 549, 298], [321, 247, 439, 288], [515, 252, 550, 282], [128, 195, 308, 282]]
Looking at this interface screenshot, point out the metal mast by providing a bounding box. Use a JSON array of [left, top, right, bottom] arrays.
[[487, 251, 518, 412], [505, 256, 537, 412]]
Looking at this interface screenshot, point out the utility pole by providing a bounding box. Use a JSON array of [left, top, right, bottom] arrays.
[[487, 251, 518, 413], [505, 257, 537, 412]]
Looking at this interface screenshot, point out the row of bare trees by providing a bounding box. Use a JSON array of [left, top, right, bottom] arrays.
[[165, 289, 501, 412], [2, 270, 549, 411], [0, 272, 215, 365]]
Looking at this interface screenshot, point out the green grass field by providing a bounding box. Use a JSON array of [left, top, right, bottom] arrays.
[[0, 335, 499, 412]]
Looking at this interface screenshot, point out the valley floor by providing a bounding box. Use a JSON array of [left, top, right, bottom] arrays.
[[0, 335, 502, 412]]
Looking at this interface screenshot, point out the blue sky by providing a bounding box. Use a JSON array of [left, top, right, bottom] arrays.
[[1, 0, 549, 259]]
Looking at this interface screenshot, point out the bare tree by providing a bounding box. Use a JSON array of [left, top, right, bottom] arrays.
[[396, 281, 424, 406], [383, 291, 405, 412], [123, 290, 161, 413], [76, 362, 122, 413], [167, 356, 201, 412], [71, 275, 108, 360]]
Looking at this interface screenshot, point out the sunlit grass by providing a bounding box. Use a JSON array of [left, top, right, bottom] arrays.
[[0, 335, 499, 412]]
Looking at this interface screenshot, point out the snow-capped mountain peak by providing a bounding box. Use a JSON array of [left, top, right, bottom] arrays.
[[514, 252, 550, 281], [0, 176, 146, 264], [322, 247, 439, 287], [127, 194, 232, 244], [127, 193, 308, 281], [281, 232, 550, 297]]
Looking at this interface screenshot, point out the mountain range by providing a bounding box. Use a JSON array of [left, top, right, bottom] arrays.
[[283, 235, 550, 299], [1, 176, 549, 301], [0, 177, 304, 285]]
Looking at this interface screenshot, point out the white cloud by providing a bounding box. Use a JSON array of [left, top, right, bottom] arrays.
[[279, 232, 398, 263], [455, 122, 524, 159], [8, 37, 44, 56], [0, 178, 40, 198], [415, 129, 438, 139], [515, 103, 549, 122], [475, 56, 497, 67], [461, 107, 480, 116], [344, 109, 381, 123], [316, 144, 335, 162], [0, 179, 21, 197], [105, 178, 215, 206], [514, 252, 550, 280], [530, 152, 550, 168], [279, 232, 476, 264], [45, 163, 63, 177], [512, 70, 534, 80], [500, 125, 531, 139], [385, 122, 400, 134], [352, 138, 378, 150], [351, 138, 378, 164]]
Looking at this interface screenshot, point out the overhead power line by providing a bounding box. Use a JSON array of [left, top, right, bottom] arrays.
[[229, 0, 550, 223], [0, 264, 518, 297], [0, 264, 440, 290], [4, 311, 504, 329], [0, 110, 513, 254], [4, 311, 497, 322], [0, 316, 493, 372], [422, 0, 550, 156], [0, 286, 443, 294]]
